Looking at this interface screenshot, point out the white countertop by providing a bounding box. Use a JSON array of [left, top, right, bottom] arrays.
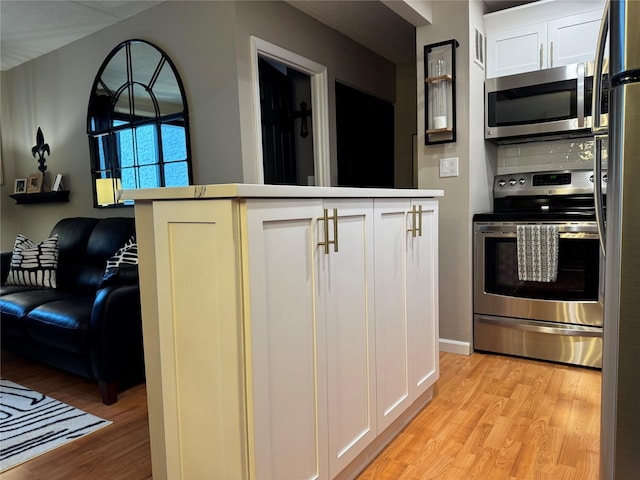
[[120, 183, 444, 201]]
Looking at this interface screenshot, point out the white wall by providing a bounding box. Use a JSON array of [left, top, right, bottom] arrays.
[[416, 0, 493, 351], [0, 0, 406, 249]]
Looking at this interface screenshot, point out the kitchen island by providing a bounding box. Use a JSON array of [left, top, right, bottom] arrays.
[[122, 184, 443, 480]]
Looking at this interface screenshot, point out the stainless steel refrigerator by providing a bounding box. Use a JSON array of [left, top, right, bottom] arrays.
[[594, 1, 640, 478]]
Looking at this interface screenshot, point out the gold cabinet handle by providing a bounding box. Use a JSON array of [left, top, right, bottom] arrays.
[[318, 208, 338, 254], [407, 205, 424, 238], [540, 43, 544, 68], [332, 208, 338, 252]]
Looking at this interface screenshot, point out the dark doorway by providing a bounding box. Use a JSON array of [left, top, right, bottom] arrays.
[[258, 57, 314, 185], [336, 82, 394, 188]]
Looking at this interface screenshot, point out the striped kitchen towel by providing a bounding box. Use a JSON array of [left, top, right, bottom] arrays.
[[516, 224, 559, 282]]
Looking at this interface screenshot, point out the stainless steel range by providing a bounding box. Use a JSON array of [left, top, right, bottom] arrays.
[[473, 169, 606, 368]]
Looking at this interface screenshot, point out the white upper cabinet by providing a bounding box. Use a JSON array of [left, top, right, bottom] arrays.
[[485, 0, 605, 78], [547, 10, 604, 68], [487, 22, 548, 78]]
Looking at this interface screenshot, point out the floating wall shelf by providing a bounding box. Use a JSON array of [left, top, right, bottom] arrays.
[[9, 191, 70, 205]]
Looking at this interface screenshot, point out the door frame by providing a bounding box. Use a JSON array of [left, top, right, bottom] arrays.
[[250, 36, 330, 186]]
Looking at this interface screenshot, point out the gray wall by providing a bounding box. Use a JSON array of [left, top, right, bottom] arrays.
[[1, 0, 412, 249], [416, 0, 493, 350]]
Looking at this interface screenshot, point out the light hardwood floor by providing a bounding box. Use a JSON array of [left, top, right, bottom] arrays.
[[0, 350, 601, 479]]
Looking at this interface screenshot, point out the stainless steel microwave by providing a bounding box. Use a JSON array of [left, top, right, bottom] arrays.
[[485, 61, 609, 144]]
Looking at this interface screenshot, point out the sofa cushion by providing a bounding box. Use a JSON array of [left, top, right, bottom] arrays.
[[0, 289, 76, 337], [99, 265, 139, 288], [26, 296, 94, 355], [5, 234, 59, 288], [52, 217, 136, 291]]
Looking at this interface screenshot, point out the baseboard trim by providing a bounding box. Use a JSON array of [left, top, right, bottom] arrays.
[[439, 338, 472, 355]]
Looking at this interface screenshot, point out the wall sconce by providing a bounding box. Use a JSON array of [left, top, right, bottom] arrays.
[[95, 178, 123, 206], [424, 39, 459, 145]]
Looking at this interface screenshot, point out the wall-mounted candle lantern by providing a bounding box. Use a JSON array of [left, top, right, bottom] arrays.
[[424, 39, 459, 145]]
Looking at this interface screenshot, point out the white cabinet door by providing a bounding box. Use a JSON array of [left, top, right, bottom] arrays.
[[486, 23, 547, 78], [486, 7, 605, 78], [406, 200, 439, 402], [244, 199, 329, 480], [374, 199, 410, 431], [321, 200, 377, 478], [373, 199, 439, 431], [548, 9, 604, 68], [244, 198, 377, 480]]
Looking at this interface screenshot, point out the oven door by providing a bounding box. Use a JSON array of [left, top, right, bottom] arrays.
[[474, 222, 604, 327]]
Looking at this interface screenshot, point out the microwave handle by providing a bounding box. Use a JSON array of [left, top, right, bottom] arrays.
[[577, 63, 585, 127], [592, 1, 609, 135]]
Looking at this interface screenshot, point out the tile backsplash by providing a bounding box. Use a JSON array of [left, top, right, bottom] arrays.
[[497, 137, 608, 174]]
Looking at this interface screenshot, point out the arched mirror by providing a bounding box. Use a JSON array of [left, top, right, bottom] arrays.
[[87, 39, 192, 207]]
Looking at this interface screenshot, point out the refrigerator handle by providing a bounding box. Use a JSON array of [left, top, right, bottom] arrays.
[[592, 1, 609, 257], [595, 135, 607, 256], [592, 1, 609, 135]]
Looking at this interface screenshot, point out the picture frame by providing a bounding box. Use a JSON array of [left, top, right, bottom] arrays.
[[14, 178, 27, 194], [52, 173, 64, 192], [26, 173, 43, 194]]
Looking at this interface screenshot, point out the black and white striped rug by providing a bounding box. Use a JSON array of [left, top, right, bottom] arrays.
[[0, 379, 112, 472]]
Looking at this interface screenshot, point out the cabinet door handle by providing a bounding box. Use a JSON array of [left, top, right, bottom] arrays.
[[332, 208, 339, 252], [318, 208, 338, 254], [540, 43, 543, 68], [550, 41, 554, 67], [408, 205, 423, 237]]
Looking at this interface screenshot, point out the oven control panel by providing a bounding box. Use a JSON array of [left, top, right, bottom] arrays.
[[494, 169, 607, 198]]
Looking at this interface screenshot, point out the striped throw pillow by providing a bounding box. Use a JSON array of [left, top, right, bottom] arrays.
[[6, 234, 59, 288], [98, 237, 138, 288], [106, 237, 138, 269]]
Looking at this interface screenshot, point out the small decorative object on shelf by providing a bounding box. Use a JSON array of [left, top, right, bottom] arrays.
[[14, 178, 27, 194], [424, 39, 459, 145], [52, 174, 64, 192], [31, 127, 50, 173], [26, 173, 43, 193]]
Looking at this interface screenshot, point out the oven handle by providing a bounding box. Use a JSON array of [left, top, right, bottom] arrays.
[[477, 316, 602, 337], [474, 228, 599, 238]]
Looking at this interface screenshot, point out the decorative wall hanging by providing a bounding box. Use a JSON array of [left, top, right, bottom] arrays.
[[424, 39, 459, 145], [31, 127, 50, 173]]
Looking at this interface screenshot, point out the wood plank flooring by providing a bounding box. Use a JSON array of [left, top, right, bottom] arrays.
[[357, 352, 601, 480], [0, 350, 601, 479]]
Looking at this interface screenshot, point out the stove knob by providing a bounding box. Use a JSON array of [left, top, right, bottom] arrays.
[[519, 178, 526, 185], [603, 174, 608, 183], [498, 180, 506, 187], [589, 174, 594, 183], [509, 178, 517, 186]]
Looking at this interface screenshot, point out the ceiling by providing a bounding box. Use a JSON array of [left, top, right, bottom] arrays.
[[0, 1, 164, 71], [0, 0, 537, 72]]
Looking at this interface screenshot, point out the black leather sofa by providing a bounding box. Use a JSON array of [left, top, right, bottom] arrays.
[[0, 217, 145, 404]]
